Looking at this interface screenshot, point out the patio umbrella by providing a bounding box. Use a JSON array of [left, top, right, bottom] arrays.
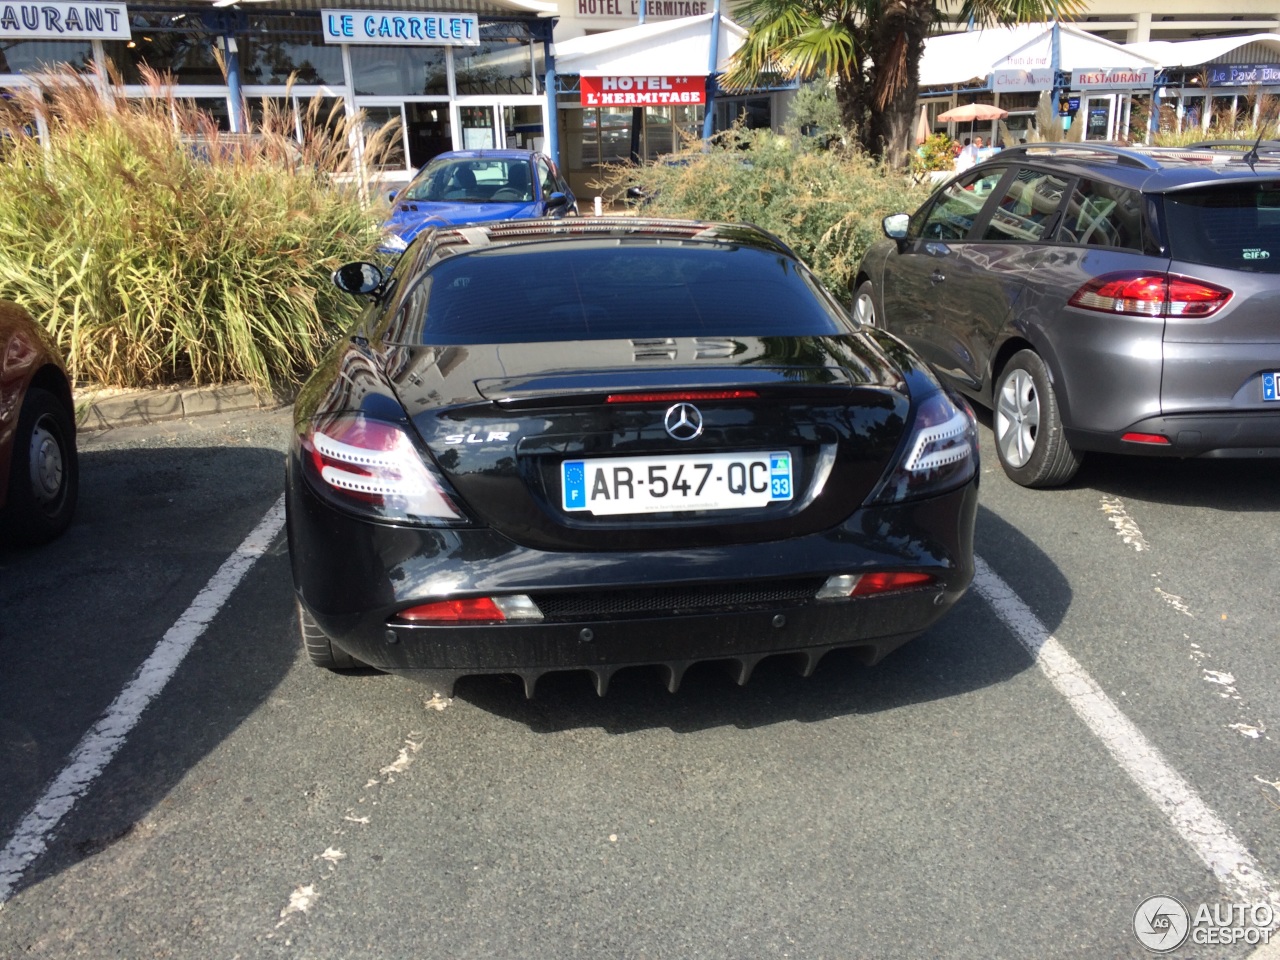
[[936, 102, 1008, 144], [935, 103, 1009, 122], [915, 105, 932, 145]]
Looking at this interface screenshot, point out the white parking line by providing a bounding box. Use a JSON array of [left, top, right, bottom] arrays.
[[0, 496, 286, 908], [1, 503, 1273, 922], [973, 555, 1279, 909]]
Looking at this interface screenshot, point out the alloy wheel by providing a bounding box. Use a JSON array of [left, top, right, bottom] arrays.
[[995, 369, 1039, 469]]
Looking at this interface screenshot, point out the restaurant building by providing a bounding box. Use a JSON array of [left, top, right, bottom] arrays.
[[0, 0, 764, 196]]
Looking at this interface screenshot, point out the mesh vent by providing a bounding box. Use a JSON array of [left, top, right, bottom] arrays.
[[531, 580, 824, 621]]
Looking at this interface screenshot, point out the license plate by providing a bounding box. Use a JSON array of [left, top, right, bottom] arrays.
[[1265, 372, 1279, 402], [561, 452, 793, 516]]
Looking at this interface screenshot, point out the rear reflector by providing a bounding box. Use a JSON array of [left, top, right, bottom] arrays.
[[1068, 272, 1231, 318], [605, 390, 758, 403], [817, 572, 936, 599], [395, 595, 543, 624], [1121, 432, 1171, 445]]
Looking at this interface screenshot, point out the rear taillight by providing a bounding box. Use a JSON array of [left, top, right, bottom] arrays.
[[870, 390, 978, 504], [1068, 272, 1232, 318], [394, 595, 543, 624], [300, 413, 466, 524]]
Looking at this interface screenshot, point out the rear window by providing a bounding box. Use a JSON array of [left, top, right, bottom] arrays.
[[393, 242, 847, 345], [1163, 183, 1280, 273]]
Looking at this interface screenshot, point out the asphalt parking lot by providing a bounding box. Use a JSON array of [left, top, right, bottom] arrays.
[[1, 401, 1278, 958]]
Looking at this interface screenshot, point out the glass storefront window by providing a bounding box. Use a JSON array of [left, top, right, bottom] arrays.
[[359, 105, 405, 170], [248, 96, 299, 137], [503, 104, 543, 151], [455, 38, 533, 96], [715, 96, 770, 132], [0, 41, 94, 74], [643, 106, 672, 158], [189, 96, 231, 131], [102, 13, 222, 85], [351, 45, 448, 97], [239, 16, 343, 85]]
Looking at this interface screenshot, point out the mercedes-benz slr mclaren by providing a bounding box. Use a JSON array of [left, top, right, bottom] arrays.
[[286, 219, 979, 697]]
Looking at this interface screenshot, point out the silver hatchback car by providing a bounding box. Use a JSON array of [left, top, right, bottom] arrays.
[[854, 141, 1280, 487]]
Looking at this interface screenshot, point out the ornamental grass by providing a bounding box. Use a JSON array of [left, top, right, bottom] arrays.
[[595, 127, 932, 303], [0, 65, 396, 395]]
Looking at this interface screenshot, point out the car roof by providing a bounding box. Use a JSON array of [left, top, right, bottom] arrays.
[[979, 142, 1280, 193], [412, 217, 798, 264], [429, 149, 541, 162]]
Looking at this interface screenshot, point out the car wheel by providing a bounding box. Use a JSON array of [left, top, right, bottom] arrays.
[[3, 386, 78, 545], [852, 280, 877, 327], [993, 350, 1081, 488], [297, 597, 360, 670]]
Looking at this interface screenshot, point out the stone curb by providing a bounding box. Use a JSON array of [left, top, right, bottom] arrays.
[[77, 382, 270, 431]]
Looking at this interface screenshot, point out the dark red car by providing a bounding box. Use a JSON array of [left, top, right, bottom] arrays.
[[0, 301, 77, 545]]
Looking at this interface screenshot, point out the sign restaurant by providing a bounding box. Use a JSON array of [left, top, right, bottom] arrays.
[[321, 8, 478, 45], [0, 1, 128, 40], [991, 68, 1054, 92], [1206, 63, 1280, 86], [1071, 67, 1156, 90], [580, 75, 705, 106]]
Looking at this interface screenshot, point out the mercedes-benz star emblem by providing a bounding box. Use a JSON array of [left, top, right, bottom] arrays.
[[664, 402, 704, 441]]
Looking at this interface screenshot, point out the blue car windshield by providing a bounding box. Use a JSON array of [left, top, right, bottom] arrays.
[[393, 241, 849, 345], [401, 158, 534, 204]]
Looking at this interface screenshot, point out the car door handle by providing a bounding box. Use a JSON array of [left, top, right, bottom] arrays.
[[930, 269, 946, 285]]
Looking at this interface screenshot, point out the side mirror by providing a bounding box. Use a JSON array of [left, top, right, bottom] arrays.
[[387, 190, 398, 204], [332, 261, 387, 297], [546, 191, 568, 209], [882, 213, 910, 240]]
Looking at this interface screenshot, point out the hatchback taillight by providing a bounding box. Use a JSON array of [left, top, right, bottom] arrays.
[[1068, 272, 1232, 318], [300, 413, 467, 524]]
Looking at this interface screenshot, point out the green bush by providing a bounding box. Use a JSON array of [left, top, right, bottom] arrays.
[[0, 67, 394, 395], [911, 132, 957, 180], [599, 128, 931, 302]]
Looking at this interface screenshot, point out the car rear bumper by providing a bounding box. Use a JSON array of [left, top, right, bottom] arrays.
[[1067, 410, 1280, 458], [286, 461, 978, 695]]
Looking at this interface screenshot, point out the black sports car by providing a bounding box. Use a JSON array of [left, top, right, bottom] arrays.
[[286, 218, 979, 696]]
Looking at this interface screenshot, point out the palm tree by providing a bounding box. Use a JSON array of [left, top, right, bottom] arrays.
[[723, 0, 1083, 168]]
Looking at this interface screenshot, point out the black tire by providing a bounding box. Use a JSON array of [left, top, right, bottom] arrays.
[[852, 280, 877, 328], [992, 350, 1082, 488], [3, 386, 78, 545], [297, 597, 359, 670]]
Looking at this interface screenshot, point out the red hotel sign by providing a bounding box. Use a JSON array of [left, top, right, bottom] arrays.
[[581, 75, 705, 107]]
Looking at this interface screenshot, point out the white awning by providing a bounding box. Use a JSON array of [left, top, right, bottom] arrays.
[[553, 13, 746, 76], [919, 22, 1159, 88], [1125, 34, 1280, 68]]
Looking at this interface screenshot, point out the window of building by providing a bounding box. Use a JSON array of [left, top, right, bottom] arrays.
[[0, 41, 94, 75], [350, 45, 449, 97], [239, 16, 344, 85], [455, 35, 535, 96], [102, 13, 222, 85]]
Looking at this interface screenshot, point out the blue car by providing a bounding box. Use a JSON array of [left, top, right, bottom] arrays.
[[378, 149, 577, 253]]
